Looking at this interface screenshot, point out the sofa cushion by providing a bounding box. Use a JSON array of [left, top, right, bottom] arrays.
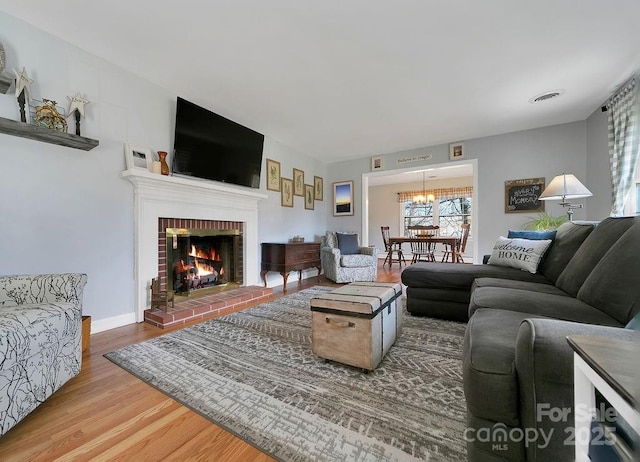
[[464, 309, 546, 427], [401, 262, 549, 290], [577, 219, 640, 324], [487, 236, 553, 273], [537, 221, 595, 283], [469, 287, 623, 326], [336, 232, 360, 255], [555, 217, 637, 297], [471, 277, 565, 296], [340, 254, 376, 268]]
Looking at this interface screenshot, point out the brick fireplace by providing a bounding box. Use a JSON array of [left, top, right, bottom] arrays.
[[123, 169, 268, 323], [158, 218, 243, 294]]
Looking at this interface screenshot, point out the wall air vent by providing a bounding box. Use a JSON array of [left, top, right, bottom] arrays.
[[529, 89, 565, 104]]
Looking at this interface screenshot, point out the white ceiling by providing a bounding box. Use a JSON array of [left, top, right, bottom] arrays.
[[2, 1, 639, 163]]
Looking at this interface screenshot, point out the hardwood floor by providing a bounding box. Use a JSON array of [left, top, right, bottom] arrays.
[[0, 261, 403, 461]]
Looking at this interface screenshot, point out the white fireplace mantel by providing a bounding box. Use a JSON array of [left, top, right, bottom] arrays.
[[123, 169, 267, 322]]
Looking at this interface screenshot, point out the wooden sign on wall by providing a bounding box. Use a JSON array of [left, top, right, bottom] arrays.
[[504, 177, 545, 213]]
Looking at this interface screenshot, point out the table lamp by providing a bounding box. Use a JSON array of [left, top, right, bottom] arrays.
[[538, 173, 593, 221]]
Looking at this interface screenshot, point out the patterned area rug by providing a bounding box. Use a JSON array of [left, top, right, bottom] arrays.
[[105, 287, 467, 461]]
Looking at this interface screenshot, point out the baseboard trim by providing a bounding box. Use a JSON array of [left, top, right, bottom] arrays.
[[91, 312, 137, 334]]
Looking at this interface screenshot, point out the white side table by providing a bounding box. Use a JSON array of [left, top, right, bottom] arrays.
[[568, 335, 640, 462]]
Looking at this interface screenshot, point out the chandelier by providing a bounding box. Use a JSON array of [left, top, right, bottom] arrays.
[[413, 171, 435, 204]]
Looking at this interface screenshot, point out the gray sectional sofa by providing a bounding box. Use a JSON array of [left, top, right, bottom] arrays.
[[401, 217, 640, 461], [0, 273, 88, 436]]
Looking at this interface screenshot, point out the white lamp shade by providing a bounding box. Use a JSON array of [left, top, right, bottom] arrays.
[[539, 174, 593, 201]]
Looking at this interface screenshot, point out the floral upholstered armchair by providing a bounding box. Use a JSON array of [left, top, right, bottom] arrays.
[[320, 231, 378, 283]]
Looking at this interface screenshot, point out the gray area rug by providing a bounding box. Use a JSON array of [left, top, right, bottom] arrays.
[[105, 287, 467, 461]]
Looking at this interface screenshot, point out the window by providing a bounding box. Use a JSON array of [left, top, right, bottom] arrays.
[[403, 196, 472, 235]]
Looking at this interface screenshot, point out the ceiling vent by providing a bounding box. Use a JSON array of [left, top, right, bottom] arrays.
[[529, 90, 565, 104]]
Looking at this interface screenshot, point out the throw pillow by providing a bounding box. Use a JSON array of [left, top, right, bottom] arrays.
[[625, 313, 640, 331], [487, 236, 553, 274], [507, 229, 557, 241], [336, 233, 360, 255]]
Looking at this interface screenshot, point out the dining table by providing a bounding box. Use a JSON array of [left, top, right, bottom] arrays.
[[387, 235, 461, 266]]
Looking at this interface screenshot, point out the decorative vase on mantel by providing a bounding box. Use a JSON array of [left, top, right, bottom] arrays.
[[158, 151, 169, 176]]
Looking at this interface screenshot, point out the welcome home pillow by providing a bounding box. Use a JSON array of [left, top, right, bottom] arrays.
[[487, 236, 553, 274]]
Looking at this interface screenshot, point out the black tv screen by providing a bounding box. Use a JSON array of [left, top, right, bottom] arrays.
[[173, 97, 264, 188]]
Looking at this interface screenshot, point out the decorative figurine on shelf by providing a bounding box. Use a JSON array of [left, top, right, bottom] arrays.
[[67, 92, 90, 136], [0, 42, 11, 94], [34, 99, 68, 132], [13, 67, 35, 123]]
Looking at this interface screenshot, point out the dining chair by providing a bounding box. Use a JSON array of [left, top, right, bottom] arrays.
[[381, 226, 406, 267], [441, 223, 470, 263], [407, 225, 439, 263]]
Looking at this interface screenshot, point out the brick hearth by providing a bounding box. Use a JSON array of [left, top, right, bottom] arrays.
[[144, 285, 273, 329]]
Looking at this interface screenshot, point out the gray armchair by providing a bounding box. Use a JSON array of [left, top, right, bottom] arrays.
[[321, 231, 378, 283]]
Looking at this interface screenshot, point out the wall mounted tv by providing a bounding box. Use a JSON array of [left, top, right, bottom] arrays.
[[172, 97, 264, 189]]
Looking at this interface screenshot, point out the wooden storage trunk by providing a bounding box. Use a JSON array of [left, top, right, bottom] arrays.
[[310, 282, 402, 370]]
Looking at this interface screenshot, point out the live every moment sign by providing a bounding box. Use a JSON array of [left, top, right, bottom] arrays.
[[504, 177, 545, 213]]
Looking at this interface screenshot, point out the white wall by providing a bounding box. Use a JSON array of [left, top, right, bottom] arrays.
[[327, 121, 590, 258], [0, 12, 327, 326], [258, 137, 328, 288]]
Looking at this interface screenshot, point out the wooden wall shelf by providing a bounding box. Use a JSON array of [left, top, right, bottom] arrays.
[[0, 116, 99, 151]]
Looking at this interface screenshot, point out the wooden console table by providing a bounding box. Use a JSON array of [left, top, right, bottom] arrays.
[[261, 242, 321, 292]]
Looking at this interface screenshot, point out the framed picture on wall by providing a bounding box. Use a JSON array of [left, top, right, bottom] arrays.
[[304, 184, 314, 210], [314, 176, 323, 201], [449, 142, 465, 161], [124, 144, 152, 171], [293, 168, 305, 196], [281, 178, 293, 207], [371, 155, 383, 171], [266, 158, 281, 191], [333, 180, 354, 216]]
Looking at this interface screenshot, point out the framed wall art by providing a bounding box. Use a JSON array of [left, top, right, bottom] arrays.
[[304, 184, 315, 210], [333, 180, 354, 216], [293, 168, 304, 196], [371, 155, 383, 171], [124, 144, 152, 171], [504, 177, 545, 213], [449, 142, 465, 161], [266, 158, 281, 191], [314, 175, 323, 201], [281, 178, 293, 207]]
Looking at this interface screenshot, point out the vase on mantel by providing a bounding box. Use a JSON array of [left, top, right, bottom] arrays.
[[158, 151, 169, 176]]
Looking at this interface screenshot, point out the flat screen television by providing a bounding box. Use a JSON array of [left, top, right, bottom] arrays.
[[172, 97, 264, 189]]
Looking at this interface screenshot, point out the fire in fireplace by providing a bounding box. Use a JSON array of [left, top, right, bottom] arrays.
[[166, 228, 241, 295]]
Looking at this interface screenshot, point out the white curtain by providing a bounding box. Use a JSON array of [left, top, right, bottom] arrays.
[[607, 74, 639, 216]]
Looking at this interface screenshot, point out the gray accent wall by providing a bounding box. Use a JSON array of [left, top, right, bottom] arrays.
[[326, 121, 592, 259], [585, 107, 612, 219]]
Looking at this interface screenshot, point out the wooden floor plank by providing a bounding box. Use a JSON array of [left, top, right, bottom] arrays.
[[0, 261, 402, 460]]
